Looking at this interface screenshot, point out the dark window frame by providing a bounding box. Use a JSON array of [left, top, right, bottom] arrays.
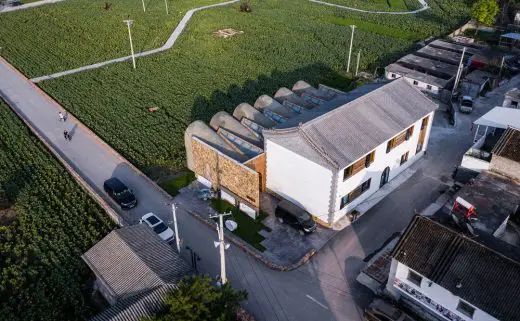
[[387, 126, 414, 154], [340, 178, 371, 209], [426, 84, 432, 90], [413, 80, 419, 85], [457, 300, 475, 318], [407, 270, 422, 287], [343, 151, 375, 181], [400, 152, 409, 165]]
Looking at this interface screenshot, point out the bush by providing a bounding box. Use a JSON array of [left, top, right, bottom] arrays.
[[239, 2, 252, 12]]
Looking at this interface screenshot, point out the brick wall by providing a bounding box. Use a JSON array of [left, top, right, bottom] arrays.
[[490, 156, 520, 182], [244, 153, 266, 192], [191, 137, 260, 207]]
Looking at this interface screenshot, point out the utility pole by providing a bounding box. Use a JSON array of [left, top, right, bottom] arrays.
[[210, 212, 231, 284], [499, 56, 505, 78], [164, 0, 169, 14], [123, 19, 136, 69], [347, 25, 356, 74], [141, 0, 146, 12], [355, 50, 361, 76], [171, 203, 181, 253], [452, 47, 466, 96]]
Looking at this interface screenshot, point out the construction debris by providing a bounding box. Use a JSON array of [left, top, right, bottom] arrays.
[[213, 28, 244, 39]]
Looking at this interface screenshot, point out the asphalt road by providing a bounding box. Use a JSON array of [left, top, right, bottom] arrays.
[[1, 57, 514, 321]]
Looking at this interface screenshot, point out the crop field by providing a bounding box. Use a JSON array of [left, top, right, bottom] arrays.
[[323, 0, 415, 12], [0, 0, 225, 77], [0, 101, 115, 320], [1, 0, 470, 178]]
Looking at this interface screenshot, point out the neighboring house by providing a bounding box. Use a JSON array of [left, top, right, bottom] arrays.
[[459, 70, 492, 99], [460, 108, 520, 173], [489, 127, 520, 181], [82, 224, 190, 320], [502, 88, 520, 109], [385, 39, 485, 101], [387, 215, 520, 321], [263, 78, 437, 227]]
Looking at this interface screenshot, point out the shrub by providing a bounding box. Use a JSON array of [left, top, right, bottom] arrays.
[[239, 2, 252, 12]]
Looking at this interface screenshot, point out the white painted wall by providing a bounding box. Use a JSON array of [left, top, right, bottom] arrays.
[[461, 155, 490, 172], [332, 112, 434, 222], [503, 97, 519, 108], [384, 70, 440, 95], [265, 140, 333, 223], [393, 262, 498, 321]]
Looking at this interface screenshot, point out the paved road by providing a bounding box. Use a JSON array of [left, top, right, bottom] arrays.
[[1, 56, 512, 320], [0, 0, 64, 13], [30, 0, 240, 83], [309, 0, 428, 15]]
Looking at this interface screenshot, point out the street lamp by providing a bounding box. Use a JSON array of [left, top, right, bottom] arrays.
[[123, 19, 136, 69], [347, 25, 356, 74], [171, 202, 181, 253]]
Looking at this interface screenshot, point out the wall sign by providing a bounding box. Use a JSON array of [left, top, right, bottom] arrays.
[[394, 279, 464, 321]]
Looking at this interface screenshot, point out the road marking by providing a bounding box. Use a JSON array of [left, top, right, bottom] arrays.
[[306, 294, 329, 310]]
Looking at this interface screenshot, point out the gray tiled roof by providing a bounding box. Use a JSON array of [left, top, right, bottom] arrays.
[[82, 224, 190, 302], [91, 284, 176, 321], [392, 216, 520, 321], [264, 78, 437, 170]]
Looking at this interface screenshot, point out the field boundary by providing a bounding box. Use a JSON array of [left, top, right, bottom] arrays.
[[309, 0, 428, 14], [30, 0, 240, 83], [0, 0, 64, 13]]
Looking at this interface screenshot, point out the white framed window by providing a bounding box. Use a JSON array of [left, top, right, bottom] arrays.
[[457, 300, 475, 318], [426, 84, 432, 90], [413, 80, 419, 86], [391, 73, 396, 79]]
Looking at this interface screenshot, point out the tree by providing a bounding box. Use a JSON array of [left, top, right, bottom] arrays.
[[472, 0, 500, 25], [147, 276, 248, 321]]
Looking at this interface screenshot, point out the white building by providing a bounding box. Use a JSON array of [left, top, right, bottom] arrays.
[[263, 78, 437, 227], [386, 215, 520, 321], [502, 88, 520, 109]]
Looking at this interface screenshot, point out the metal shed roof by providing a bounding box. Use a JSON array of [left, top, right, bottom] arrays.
[[474, 107, 520, 129]]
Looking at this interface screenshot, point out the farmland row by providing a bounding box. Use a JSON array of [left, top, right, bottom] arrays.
[[0, 100, 115, 320]]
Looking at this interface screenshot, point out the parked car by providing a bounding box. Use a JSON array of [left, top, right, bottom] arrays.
[[275, 200, 317, 234], [103, 177, 137, 210], [364, 298, 415, 321], [140, 212, 174, 242], [459, 95, 473, 114]]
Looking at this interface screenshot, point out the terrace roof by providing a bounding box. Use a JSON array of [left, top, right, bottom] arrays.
[[398, 54, 458, 77], [429, 39, 484, 56], [416, 45, 468, 65], [474, 107, 520, 129]]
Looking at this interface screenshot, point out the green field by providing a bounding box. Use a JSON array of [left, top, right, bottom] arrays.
[[0, 101, 115, 320], [1, 0, 471, 179], [323, 0, 415, 12], [0, 0, 224, 77]]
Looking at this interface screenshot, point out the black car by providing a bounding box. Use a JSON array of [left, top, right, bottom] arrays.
[[275, 200, 317, 234], [103, 177, 137, 210]]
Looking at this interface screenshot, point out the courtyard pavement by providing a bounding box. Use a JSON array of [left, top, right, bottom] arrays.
[[1, 55, 518, 320]]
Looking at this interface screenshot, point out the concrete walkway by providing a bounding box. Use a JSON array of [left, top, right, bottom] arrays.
[[0, 0, 64, 13], [30, 0, 239, 83], [309, 0, 428, 15]]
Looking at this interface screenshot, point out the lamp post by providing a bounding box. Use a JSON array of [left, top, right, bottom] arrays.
[[123, 19, 136, 69], [171, 203, 181, 253], [346, 25, 356, 73]]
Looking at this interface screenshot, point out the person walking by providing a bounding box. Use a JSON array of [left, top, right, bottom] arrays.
[[58, 112, 65, 122], [63, 130, 71, 141]]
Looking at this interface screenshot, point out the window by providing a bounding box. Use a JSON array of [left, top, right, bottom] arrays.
[[426, 84, 432, 90], [413, 80, 418, 86], [387, 126, 414, 153], [407, 270, 422, 286], [340, 179, 371, 209], [343, 151, 375, 180], [400, 152, 409, 165], [457, 300, 475, 318], [421, 116, 429, 130], [391, 73, 396, 79], [512, 100, 518, 107]]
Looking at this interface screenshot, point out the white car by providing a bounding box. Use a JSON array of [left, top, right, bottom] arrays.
[[140, 213, 174, 242]]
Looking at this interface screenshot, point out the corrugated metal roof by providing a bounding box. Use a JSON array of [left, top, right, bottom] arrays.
[[91, 284, 176, 321], [392, 216, 520, 321], [385, 63, 451, 88], [264, 78, 437, 169], [82, 224, 190, 302]]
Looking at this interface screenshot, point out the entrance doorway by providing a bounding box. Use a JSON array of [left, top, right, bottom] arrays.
[[380, 167, 390, 187]]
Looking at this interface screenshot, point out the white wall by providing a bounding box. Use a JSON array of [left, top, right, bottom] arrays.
[[265, 140, 333, 223], [392, 262, 498, 321], [460, 155, 490, 172], [384, 70, 440, 95], [503, 97, 519, 108], [332, 112, 434, 222]]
